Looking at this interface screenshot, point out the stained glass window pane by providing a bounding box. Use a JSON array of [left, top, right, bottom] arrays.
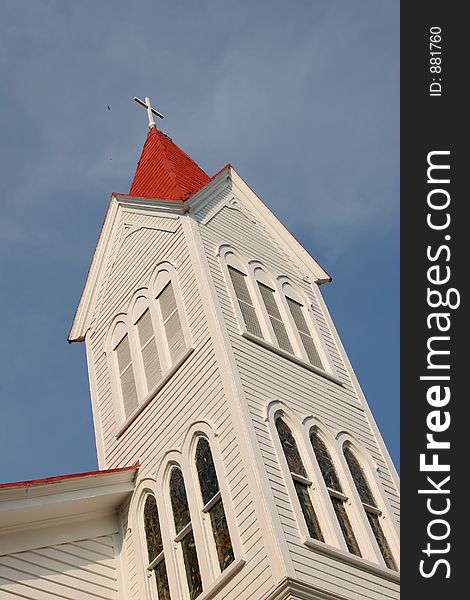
[[294, 481, 324, 541], [195, 438, 220, 506], [181, 530, 203, 599], [366, 510, 397, 571], [154, 559, 171, 600], [310, 430, 342, 493], [144, 495, 163, 562], [330, 495, 361, 557], [170, 468, 191, 534], [343, 447, 377, 507], [209, 499, 235, 571], [275, 418, 308, 478]]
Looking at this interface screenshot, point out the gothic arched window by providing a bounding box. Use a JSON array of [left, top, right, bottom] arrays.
[[309, 430, 361, 556], [169, 467, 203, 599], [113, 325, 138, 419], [226, 253, 264, 339], [343, 446, 397, 571], [157, 280, 185, 364], [275, 417, 324, 541], [143, 494, 171, 600], [283, 286, 323, 370], [195, 437, 235, 572], [255, 270, 293, 353], [133, 296, 162, 394]]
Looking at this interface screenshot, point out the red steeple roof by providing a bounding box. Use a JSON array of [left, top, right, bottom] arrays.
[[129, 127, 210, 200]]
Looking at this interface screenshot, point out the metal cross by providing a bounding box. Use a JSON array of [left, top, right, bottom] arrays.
[[134, 96, 164, 129]]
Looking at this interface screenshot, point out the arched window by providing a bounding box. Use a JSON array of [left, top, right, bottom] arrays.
[[255, 270, 293, 353], [195, 437, 235, 572], [225, 253, 264, 339], [275, 417, 324, 541], [283, 285, 323, 369], [133, 296, 162, 394], [343, 446, 397, 571], [143, 494, 171, 600], [310, 430, 361, 556], [112, 321, 138, 419], [169, 467, 203, 599], [157, 280, 185, 364]]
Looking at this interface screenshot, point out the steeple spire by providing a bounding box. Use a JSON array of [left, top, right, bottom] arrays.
[[134, 96, 164, 130], [129, 98, 210, 200]]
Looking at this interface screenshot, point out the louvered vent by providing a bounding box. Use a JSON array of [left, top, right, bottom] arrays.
[[115, 335, 138, 417], [137, 309, 162, 391], [159, 282, 185, 362], [286, 298, 323, 369], [228, 266, 264, 339], [258, 283, 293, 353]]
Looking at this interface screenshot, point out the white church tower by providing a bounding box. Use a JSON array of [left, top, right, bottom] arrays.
[[0, 99, 399, 600]]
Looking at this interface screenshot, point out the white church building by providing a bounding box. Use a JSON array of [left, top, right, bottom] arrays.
[[0, 98, 400, 600]]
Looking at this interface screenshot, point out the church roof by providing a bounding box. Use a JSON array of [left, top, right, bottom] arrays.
[[129, 127, 210, 200], [0, 463, 138, 490]]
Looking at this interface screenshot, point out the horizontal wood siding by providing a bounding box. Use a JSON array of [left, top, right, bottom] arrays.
[[0, 535, 118, 599], [87, 207, 272, 599], [197, 190, 399, 599]]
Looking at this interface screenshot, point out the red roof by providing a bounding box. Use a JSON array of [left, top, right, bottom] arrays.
[[0, 463, 139, 489], [129, 127, 210, 200]]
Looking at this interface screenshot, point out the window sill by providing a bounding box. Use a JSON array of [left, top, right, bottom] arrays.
[[241, 331, 344, 387], [115, 347, 194, 439], [198, 558, 245, 600], [303, 537, 400, 583]]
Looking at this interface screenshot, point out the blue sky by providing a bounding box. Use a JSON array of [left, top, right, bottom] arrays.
[[0, 1, 399, 483]]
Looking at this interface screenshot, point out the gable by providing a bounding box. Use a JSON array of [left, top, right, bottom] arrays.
[[189, 166, 331, 286], [69, 195, 185, 343]]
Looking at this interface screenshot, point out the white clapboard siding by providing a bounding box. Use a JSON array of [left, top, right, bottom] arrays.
[[196, 189, 399, 599], [0, 535, 118, 599], [86, 209, 273, 600]]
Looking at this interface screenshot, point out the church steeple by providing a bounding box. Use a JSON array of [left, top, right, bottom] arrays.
[[130, 95, 210, 200], [129, 128, 210, 200]]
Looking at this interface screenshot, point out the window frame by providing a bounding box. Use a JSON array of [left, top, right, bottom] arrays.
[[267, 406, 332, 546], [266, 402, 400, 577], [151, 263, 191, 372], [306, 424, 363, 558], [278, 279, 332, 373], [166, 462, 204, 600], [130, 478, 179, 600], [107, 262, 192, 431], [251, 265, 295, 354], [339, 437, 400, 571], [191, 434, 236, 579], [142, 491, 173, 600], [108, 315, 140, 422], [131, 291, 163, 397], [219, 246, 337, 382]]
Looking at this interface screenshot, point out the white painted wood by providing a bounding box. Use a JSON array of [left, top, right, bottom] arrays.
[[58, 161, 399, 600], [193, 177, 400, 598], [0, 535, 118, 599], [78, 201, 276, 599]]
